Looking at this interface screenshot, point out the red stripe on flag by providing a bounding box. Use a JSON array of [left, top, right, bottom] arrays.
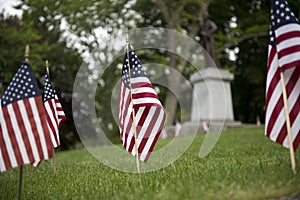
[[276, 31, 300, 44], [132, 93, 159, 100], [132, 82, 153, 89], [35, 98, 53, 159], [266, 97, 283, 138], [136, 106, 150, 136], [121, 91, 131, 132], [119, 83, 128, 131], [143, 112, 166, 162], [138, 107, 159, 154], [24, 99, 44, 160], [58, 116, 66, 128], [275, 121, 287, 145], [127, 134, 136, 153], [276, 95, 300, 146], [281, 61, 300, 71], [12, 103, 34, 163], [123, 112, 133, 149], [267, 47, 277, 72], [3, 107, 23, 166], [268, 68, 300, 145], [48, 100, 58, 126], [293, 129, 300, 150], [278, 45, 300, 59], [45, 110, 59, 146], [266, 69, 280, 105], [133, 103, 163, 109], [0, 123, 12, 171]]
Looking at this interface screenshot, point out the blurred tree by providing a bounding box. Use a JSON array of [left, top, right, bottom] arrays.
[[0, 10, 82, 149], [3, 0, 298, 148], [16, 0, 133, 146], [210, 0, 300, 123]]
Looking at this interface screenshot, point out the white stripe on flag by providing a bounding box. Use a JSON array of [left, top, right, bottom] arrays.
[[266, 48, 278, 88], [125, 107, 144, 151], [127, 107, 145, 153], [131, 107, 157, 157], [132, 87, 156, 95], [136, 107, 156, 139], [140, 109, 165, 161], [29, 98, 49, 160], [276, 24, 300, 36], [0, 103, 18, 168], [45, 101, 59, 147], [268, 67, 299, 144], [121, 89, 130, 126], [265, 81, 281, 124], [0, 146, 5, 172], [131, 77, 150, 84], [282, 114, 300, 148], [8, 103, 29, 164], [18, 100, 40, 162], [279, 52, 300, 65], [265, 67, 294, 124], [47, 123, 58, 148], [133, 98, 162, 106]]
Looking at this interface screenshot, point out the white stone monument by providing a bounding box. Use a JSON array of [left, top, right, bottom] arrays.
[[186, 67, 241, 132]]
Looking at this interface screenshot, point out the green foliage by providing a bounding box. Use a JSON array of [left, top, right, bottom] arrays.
[[1, 126, 300, 199], [0, 10, 83, 149], [0, 14, 49, 90], [210, 0, 300, 123], [2, 0, 300, 147]]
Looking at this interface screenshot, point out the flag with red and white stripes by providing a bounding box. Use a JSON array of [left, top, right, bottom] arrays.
[[0, 62, 53, 172], [118, 44, 166, 162], [43, 72, 66, 148], [265, 0, 300, 150]]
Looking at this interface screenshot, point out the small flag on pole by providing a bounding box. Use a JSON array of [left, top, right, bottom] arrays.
[[118, 44, 166, 162], [43, 72, 66, 148], [265, 0, 300, 150], [0, 62, 53, 172]]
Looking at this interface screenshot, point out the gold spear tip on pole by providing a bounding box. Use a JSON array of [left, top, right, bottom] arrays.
[[45, 60, 49, 74], [24, 45, 30, 62], [126, 34, 129, 43]]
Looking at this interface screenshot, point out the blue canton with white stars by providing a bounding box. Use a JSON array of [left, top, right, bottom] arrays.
[[1, 62, 40, 107], [269, 0, 300, 45], [43, 73, 56, 103], [122, 45, 148, 88]]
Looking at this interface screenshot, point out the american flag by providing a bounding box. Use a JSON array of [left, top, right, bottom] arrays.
[[0, 62, 53, 172], [43, 72, 66, 148], [265, 0, 300, 150], [118, 44, 166, 162]]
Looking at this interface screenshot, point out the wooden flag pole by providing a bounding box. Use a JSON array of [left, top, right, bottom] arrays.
[[18, 45, 30, 200], [126, 34, 141, 174], [18, 165, 23, 200], [24, 45, 30, 62], [45, 60, 49, 74], [25, 45, 30, 174], [280, 72, 296, 174], [45, 60, 56, 175]]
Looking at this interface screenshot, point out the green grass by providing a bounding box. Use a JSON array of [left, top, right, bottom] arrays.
[[1, 126, 300, 199]]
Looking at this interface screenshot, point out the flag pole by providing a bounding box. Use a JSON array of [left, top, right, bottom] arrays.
[[280, 72, 296, 174], [18, 164, 23, 200], [126, 34, 141, 174], [18, 45, 30, 200], [25, 47, 30, 177], [45, 60, 56, 175], [24, 45, 30, 62], [45, 60, 49, 74]]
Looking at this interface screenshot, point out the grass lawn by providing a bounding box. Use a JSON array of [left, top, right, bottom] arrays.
[[0, 126, 300, 200]]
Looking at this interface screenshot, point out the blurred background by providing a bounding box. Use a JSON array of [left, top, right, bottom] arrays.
[[0, 0, 299, 150]]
